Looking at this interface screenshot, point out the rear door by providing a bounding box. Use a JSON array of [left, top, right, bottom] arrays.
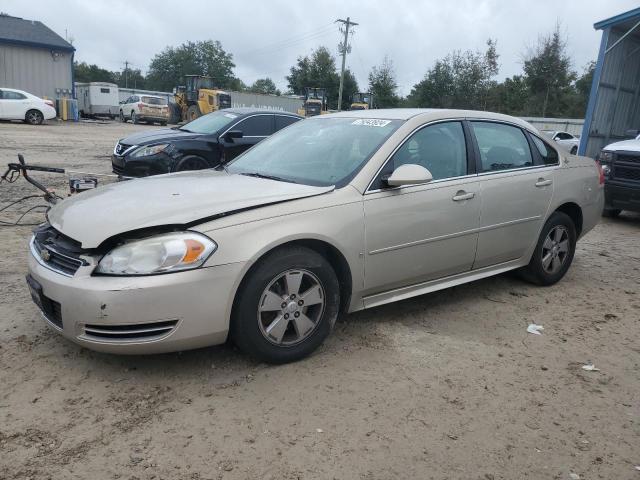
[[363, 120, 481, 295], [470, 121, 555, 269], [274, 114, 301, 132], [221, 114, 274, 161]]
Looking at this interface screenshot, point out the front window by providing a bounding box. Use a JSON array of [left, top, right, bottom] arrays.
[[227, 117, 402, 187], [179, 110, 238, 134]]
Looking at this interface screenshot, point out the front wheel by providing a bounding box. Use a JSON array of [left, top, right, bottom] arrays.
[[570, 145, 578, 155], [131, 111, 138, 124], [518, 211, 577, 286], [231, 246, 340, 364], [25, 109, 44, 125]]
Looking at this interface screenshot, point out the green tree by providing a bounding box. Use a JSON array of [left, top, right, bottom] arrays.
[[486, 75, 529, 115], [146, 40, 236, 91], [113, 68, 146, 89], [287, 46, 341, 108], [406, 39, 499, 109], [73, 61, 116, 83], [522, 25, 576, 117], [249, 77, 280, 95], [228, 77, 247, 92], [368, 56, 399, 108], [340, 69, 359, 110]]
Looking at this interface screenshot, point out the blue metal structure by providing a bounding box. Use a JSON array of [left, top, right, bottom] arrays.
[[580, 7, 640, 158]]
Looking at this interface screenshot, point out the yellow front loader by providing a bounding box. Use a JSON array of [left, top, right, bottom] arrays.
[[297, 87, 328, 117], [174, 75, 231, 122]]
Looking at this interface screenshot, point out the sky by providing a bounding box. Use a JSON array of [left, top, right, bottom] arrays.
[[2, 0, 638, 95]]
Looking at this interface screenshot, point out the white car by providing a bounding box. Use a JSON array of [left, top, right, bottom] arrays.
[[0, 88, 57, 125], [542, 130, 580, 154]]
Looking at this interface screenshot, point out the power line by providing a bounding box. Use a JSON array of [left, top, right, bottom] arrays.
[[237, 23, 337, 58]]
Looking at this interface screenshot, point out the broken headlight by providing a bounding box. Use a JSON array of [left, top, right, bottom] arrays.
[[95, 232, 216, 275]]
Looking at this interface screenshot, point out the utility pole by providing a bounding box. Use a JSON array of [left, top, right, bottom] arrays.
[[336, 17, 357, 111], [123, 60, 130, 88]]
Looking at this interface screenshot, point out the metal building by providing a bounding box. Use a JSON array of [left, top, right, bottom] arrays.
[[580, 7, 640, 157], [0, 14, 75, 101]]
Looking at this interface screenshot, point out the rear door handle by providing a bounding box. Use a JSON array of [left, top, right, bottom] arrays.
[[452, 191, 475, 202], [535, 178, 552, 187]]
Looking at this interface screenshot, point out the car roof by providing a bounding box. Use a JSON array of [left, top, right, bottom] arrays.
[[323, 108, 537, 131], [225, 107, 302, 117]]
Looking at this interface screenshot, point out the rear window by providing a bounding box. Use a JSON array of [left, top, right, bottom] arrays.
[[142, 96, 165, 105], [531, 135, 559, 165], [275, 115, 300, 131]]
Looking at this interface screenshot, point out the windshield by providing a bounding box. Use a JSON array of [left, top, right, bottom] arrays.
[[227, 117, 402, 187], [142, 96, 165, 105], [180, 110, 239, 134]]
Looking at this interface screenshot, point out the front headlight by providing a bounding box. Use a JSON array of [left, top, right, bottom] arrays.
[[96, 232, 217, 275], [130, 144, 169, 158], [597, 150, 613, 163]]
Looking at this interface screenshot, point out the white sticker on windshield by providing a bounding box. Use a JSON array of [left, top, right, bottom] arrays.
[[224, 113, 238, 119], [351, 119, 391, 127]]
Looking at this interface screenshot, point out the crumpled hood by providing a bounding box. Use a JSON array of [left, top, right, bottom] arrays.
[[120, 128, 202, 146], [603, 139, 640, 152], [47, 170, 334, 248]]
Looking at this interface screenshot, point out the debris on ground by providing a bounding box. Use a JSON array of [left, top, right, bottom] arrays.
[[527, 324, 544, 335], [581, 363, 600, 372]]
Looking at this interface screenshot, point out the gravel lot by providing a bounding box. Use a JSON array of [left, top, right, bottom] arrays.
[[0, 120, 638, 480]]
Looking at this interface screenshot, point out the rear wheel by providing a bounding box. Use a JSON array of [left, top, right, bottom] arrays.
[[518, 211, 576, 286], [25, 109, 44, 125], [174, 155, 209, 172], [231, 246, 340, 364], [186, 105, 200, 121], [602, 208, 621, 218], [570, 145, 578, 155]]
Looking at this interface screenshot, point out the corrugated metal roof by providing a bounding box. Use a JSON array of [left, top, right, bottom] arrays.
[[0, 14, 75, 51], [594, 7, 640, 30]]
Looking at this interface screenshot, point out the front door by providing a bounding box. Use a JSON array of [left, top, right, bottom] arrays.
[[469, 121, 555, 269], [363, 121, 480, 295]]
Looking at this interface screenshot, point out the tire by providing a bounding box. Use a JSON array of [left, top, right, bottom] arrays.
[[131, 111, 138, 124], [602, 208, 621, 218], [174, 155, 209, 172], [231, 246, 340, 364], [570, 146, 578, 155], [119, 110, 126, 123], [518, 211, 577, 286], [25, 109, 44, 125], [161, 122, 167, 126], [186, 105, 200, 121]]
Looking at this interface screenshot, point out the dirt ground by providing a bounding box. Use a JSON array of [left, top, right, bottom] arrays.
[[0, 120, 638, 480]]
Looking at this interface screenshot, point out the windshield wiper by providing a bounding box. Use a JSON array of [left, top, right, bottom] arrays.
[[240, 172, 296, 183]]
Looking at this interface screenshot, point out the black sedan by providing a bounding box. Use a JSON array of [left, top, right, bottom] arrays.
[[112, 108, 303, 177]]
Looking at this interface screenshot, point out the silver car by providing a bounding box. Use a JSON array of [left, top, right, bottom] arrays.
[[26, 109, 604, 363]]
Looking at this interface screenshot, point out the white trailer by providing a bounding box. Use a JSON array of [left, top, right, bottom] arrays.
[[75, 82, 120, 119]]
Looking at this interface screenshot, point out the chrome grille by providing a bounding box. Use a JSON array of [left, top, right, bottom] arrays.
[[114, 142, 132, 156], [31, 225, 87, 277]]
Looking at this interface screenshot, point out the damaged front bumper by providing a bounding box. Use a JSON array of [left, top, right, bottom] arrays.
[[27, 249, 245, 354]]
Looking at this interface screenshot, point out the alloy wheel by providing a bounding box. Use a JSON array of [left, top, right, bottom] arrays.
[[257, 269, 325, 346], [541, 225, 569, 274], [27, 110, 43, 125]]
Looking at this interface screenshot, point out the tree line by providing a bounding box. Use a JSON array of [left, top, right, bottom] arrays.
[[74, 26, 593, 118]]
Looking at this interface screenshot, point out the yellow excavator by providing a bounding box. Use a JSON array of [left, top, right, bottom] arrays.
[[174, 75, 231, 122], [350, 92, 373, 110], [297, 87, 328, 117]]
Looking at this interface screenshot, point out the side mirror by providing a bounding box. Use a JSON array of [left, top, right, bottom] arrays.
[[224, 130, 243, 142], [385, 164, 433, 187]]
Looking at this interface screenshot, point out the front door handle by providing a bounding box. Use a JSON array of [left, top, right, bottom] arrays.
[[452, 191, 475, 202], [535, 178, 552, 187]]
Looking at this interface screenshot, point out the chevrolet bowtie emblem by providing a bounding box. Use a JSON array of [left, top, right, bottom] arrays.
[[40, 248, 51, 261]]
